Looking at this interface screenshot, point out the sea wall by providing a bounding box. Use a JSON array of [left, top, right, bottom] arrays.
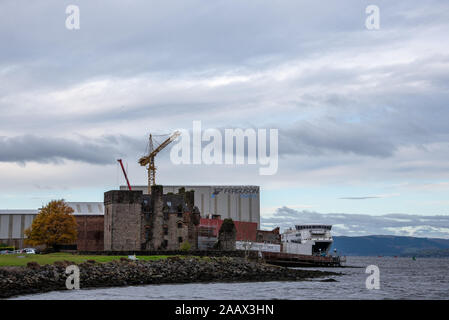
[[0, 257, 338, 299], [76, 250, 252, 258]]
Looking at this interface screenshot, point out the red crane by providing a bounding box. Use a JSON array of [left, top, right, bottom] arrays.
[[117, 159, 132, 191]]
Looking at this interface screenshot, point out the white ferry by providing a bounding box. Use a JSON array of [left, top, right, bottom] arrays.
[[281, 224, 334, 256]]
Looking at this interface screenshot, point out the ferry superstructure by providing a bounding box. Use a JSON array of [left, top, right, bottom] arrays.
[[281, 224, 333, 256]]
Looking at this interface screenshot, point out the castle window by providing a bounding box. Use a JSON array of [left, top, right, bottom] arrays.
[[177, 211, 183, 218], [177, 222, 183, 229], [178, 237, 183, 243], [163, 227, 168, 235], [163, 240, 168, 248]]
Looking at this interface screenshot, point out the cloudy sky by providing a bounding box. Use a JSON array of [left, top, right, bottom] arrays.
[[1, 1, 448, 237]]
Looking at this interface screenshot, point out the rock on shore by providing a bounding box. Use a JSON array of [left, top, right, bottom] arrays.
[[0, 257, 339, 299]]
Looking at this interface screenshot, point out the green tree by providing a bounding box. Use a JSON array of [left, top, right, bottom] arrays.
[[180, 241, 192, 251], [24, 200, 78, 249]]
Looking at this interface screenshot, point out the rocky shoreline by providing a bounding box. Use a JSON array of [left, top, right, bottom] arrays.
[[0, 257, 340, 299]]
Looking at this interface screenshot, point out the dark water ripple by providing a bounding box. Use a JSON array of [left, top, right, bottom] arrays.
[[10, 257, 449, 300]]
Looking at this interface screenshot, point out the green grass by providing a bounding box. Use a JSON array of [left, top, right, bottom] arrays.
[[0, 253, 170, 267]]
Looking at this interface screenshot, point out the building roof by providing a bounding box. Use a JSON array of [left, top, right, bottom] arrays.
[[0, 209, 39, 215], [0, 202, 104, 216], [67, 202, 104, 215]]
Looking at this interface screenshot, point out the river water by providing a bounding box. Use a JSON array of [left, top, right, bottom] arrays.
[[9, 257, 449, 300]]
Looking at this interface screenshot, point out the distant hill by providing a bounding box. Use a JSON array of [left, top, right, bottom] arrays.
[[409, 248, 449, 258], [331, 235, 449, 257]]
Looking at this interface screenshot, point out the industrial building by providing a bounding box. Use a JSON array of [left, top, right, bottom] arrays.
[[120, 185, 260, 227], [0, 203, 104, 250], [1, 185, 261, 252]]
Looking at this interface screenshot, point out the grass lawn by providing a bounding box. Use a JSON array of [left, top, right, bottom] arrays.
[[0, 253, 170, 267]]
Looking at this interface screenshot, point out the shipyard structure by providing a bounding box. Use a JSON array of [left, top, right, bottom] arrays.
[[119, 185, 260, 227], [0, 185, 268, 252], [1, 183, 345, 267]]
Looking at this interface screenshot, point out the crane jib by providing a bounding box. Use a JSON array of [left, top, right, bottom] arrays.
[[139, 131, 181, 193]]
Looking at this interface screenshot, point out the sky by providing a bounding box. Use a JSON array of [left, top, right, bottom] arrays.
[[1, 1, 449, 237]]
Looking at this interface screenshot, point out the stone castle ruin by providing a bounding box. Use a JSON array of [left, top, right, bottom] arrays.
[[104, 185, 201, 251]]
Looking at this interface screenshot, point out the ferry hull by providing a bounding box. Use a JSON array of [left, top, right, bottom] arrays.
[[263, 252, 345, 268]]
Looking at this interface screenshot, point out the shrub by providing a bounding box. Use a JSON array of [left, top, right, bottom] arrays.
[[0, 246, 15, 251], [180, 241, 191, 251]]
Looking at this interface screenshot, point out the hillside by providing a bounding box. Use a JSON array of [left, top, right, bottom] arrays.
[[331, 235, 449, 257]]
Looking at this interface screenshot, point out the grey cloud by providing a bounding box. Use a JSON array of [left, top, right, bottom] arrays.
[[0, 134, 143, 165], [2, 0, 446, 90], [262, 207, 449, 238], [279, 119, 397, 158], [1, 0, 449, 215], [277, 96, 449, 159]]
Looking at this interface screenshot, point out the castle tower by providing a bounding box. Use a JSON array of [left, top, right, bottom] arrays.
[[104, 190, 143, 251]]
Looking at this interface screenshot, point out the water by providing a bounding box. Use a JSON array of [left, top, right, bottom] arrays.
[[9, 257, 449, 300]]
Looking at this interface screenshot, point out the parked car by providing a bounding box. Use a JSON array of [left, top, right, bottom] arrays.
[[0, 250, 14, 254], [23, 248, 37, 254]]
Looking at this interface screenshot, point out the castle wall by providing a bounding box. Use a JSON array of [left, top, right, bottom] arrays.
[[105, 187, 201, 251], [104, 190, 143, 251]]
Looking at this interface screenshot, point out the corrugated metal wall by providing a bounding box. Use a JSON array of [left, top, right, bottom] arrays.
[[124, 185, 260, 227], [0, 214, 35, 248]]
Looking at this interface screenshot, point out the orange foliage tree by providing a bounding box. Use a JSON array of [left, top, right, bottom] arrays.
[[24, 200, 78, 248]]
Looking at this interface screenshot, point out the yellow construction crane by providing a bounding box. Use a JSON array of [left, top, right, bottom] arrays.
[[139, 131, 181, 194]]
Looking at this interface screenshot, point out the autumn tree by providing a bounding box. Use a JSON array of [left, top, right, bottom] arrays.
[[24, 200, 78, 249]]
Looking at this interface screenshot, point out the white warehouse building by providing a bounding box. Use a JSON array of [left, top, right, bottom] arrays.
[[0, 203, 103, 249], [120, 185, 260, 227]]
